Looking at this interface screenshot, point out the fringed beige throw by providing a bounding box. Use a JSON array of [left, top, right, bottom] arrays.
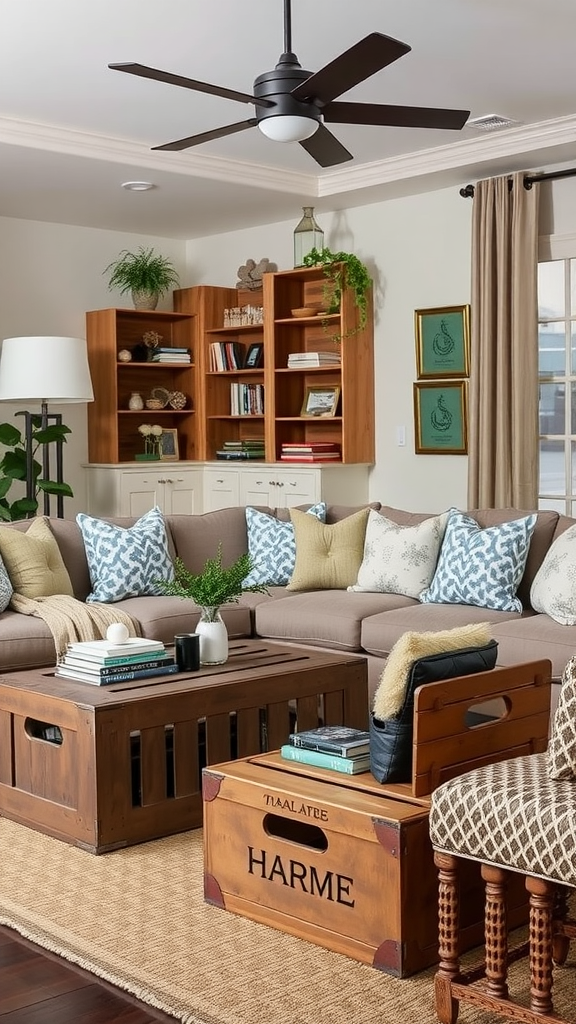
[[9, 593, 141, 660]]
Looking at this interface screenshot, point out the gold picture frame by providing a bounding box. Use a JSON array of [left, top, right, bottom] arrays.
[[415, 304, 471, 379], [300, 385, 341, 418], [160, 428, 179, 461], [413, 381, 468, 455]]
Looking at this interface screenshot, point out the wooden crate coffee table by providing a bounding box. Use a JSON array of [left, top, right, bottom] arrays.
[[0, 639, 367, 853]]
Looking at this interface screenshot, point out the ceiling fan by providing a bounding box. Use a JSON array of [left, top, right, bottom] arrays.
[[109, 0, 470, 168]]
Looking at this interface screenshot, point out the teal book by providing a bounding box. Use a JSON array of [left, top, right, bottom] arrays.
[[55, 662, 180, 686], [279, 744, 370, 775]]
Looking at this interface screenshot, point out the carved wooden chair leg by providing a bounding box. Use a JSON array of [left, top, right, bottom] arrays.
[[526, 875, 555, 1016], [434, 850, 461, 1024], [553, 885, 573, 966], [482, 863, 509, 1000]]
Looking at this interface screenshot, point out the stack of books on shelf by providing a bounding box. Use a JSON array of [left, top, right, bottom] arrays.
[[216, 439, 266, 460], [280, 725, 371, 775], [151, 346, 191, 363], [230, 381, 264, 415], [280, 441, 341, 462], [287, 351, 341, 368], [55, 637, 179, 685], [209, 340, 244, 371]]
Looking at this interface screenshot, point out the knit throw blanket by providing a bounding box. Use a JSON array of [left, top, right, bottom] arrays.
[[9, 594, 142, 661]]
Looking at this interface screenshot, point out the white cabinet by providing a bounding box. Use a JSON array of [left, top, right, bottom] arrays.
[[85, 464, 203, 517], [85, 462, 370, 516]]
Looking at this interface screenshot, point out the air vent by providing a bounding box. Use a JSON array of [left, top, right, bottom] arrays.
[[467, 114, 521, 131]]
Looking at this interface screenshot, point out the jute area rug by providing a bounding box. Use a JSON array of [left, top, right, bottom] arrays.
[[0, 818, 574, 1024]]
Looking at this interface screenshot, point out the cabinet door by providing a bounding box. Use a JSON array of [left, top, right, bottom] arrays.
[[270, 468, 319, 508], [239, 468, 274, 507], [163, 470, 203, 515], [203, 468, 240, 511], [119, 471, 163, 517]]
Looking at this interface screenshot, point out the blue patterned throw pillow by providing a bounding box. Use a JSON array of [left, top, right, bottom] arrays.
[[0, 551, 12, 612], [243, 503, 327, 587], [419, 508, 537, 613], [77, 506, 175, 603]]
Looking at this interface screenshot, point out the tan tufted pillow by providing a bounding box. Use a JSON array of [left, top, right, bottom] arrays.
[[286, 506, 370, 591], [547, 655, 576, 779], [0, 517, 74, 598]]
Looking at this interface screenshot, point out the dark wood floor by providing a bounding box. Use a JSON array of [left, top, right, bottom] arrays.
[[0, 925, 179, 1022]]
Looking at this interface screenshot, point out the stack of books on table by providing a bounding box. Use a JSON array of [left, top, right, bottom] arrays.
[[55, 637, 179, 685], [216, 439, 265, 460], [280, 441, 341, 462], [151, 346, 191, 363], [280, 725, 371, 775], [287, 351, 341, 368]]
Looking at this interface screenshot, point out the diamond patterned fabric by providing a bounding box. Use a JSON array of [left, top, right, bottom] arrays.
[[429, 753, 576, 886], [547, 655, 576, 779]]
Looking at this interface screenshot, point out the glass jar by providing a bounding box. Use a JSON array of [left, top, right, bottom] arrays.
[[293, 206, 324, 268]]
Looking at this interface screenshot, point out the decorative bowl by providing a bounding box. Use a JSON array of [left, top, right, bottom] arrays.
[[146, 399, 164, 410], [291, 306, 317, 318]]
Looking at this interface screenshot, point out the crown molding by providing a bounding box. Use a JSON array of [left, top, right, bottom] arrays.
[[2, 112, 576, 202]]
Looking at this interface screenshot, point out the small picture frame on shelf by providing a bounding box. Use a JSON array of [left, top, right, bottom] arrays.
[[301, 385, 341, 418], [244, 343, 264, 369], [160, 428, 179, 461]]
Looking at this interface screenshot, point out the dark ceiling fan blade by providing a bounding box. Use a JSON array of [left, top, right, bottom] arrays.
[[299, 124, 353, 167], [152, 119, 258, 152], [323, 101, 470, 130], [291, 33, 410, 107], [109, 62, 273, 107]]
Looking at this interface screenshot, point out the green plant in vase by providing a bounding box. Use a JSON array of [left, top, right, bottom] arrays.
[[302, 246, 371, 340], [104, 246, 180, 309]]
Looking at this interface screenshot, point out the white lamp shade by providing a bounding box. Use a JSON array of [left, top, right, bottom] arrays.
[[0, 336, 94, 403], [258, 116, 320, 143]]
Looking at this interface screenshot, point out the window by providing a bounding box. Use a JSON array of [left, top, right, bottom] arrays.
[[538, 258, 576, 514]]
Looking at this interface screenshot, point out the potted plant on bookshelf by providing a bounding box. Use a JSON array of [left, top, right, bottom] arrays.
[[104, 246, 180, 310], [156, 545, 268, 665], [302, 247, 371, 340]]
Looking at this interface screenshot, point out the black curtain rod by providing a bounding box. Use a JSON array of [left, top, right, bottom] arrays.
[[459, 165, 576, 198]]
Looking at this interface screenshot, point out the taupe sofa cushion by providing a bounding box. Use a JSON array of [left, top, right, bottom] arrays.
[[361, 602, 522, 660]]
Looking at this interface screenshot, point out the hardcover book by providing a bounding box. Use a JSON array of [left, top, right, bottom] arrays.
[[55, 662, 180, 686], [280, 744, 370, 774], [66, 637, 165, 656], [289, 725, 371, 756], [59, 655, 175, 677]]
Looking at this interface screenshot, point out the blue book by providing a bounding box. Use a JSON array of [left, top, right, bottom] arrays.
[[279, 744, 370, 775], [61, 655, 175, 677], [289, 725, 370, 757]]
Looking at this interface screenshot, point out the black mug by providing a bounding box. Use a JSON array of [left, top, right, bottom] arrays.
[[174, 633, 201, 672]]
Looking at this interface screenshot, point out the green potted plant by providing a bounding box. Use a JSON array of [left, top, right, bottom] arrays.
[[104, 246, 180, 309], [302, 246, 371, 340], [156, 545, 268, 665], [0, 419, 73, 521]]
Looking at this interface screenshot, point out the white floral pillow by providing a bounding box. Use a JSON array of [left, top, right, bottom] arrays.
[[530, 523, 576, 625], [348, 508, 448, 599]]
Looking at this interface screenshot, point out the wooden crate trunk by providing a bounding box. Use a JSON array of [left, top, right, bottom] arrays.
[[203, 753, 528, 977]]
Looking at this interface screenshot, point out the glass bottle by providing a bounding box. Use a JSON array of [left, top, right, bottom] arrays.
[[293, 206, 324, 268]]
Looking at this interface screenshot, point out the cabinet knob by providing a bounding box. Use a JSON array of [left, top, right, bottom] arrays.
[[268, 480, 276, 486], [165, 478, 174, 484], [158, 478, 167, 484], [255, 479, 263, 485], [276, 481, 284, 487], [217, 479, 224, 484]]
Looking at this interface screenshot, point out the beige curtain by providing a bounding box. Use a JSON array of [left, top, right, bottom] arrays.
[[467, 171, 540, 509]]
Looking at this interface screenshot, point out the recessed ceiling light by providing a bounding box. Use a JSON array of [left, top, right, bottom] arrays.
[[121, 181, 156, 191], [467, 114, 521, 132]]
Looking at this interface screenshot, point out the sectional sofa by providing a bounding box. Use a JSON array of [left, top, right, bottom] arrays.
[[0, 502, 574, 709]]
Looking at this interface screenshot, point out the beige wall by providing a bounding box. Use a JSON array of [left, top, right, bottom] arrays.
[[0, 175, 571, 519]]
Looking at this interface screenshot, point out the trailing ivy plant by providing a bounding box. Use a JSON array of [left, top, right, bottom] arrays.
[[0, 419, 73, 521], [156, 543, 268, 611], [302, 246, 371, 339]]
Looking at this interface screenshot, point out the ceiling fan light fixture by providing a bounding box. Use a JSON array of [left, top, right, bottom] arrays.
[[121, 181, 156, 191], [258, 115, 320, 143]]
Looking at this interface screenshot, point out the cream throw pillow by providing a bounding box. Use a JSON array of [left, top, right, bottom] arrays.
[[530, 523, 576, 625], [349, 508, 448, 597], [287, 506, 370, 591], [0, 517, 74, 598], [372, 622, 492, 720]]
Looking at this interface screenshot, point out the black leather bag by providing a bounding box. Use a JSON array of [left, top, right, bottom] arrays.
[[369, 639, 499, 784]]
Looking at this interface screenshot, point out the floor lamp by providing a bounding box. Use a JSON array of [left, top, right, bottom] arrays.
[[0, 336, 94, 517]]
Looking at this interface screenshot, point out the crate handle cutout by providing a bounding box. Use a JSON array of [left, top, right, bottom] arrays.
[[263, 813, 328, 852], [24, 718, 63, 745], [464, 696, 508, 727]]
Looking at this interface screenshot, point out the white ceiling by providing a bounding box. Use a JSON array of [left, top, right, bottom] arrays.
[[2, 0, 576, 239]]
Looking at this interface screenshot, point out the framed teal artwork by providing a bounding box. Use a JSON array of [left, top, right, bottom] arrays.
[[415, 304, 470, 378], [413, 381, 468, 454]]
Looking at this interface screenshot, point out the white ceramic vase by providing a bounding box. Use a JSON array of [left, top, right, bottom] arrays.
[[196, 607, 228, 665]]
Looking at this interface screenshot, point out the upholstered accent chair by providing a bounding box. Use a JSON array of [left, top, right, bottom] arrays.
[[428, 655, 576, 1024]]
